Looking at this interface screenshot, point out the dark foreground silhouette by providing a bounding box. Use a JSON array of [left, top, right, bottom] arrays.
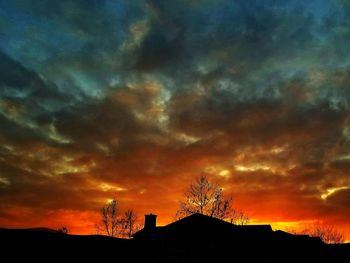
[[1, 213, 349, 263]]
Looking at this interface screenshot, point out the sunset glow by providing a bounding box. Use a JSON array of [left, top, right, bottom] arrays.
[[0, 0, 350, 241]]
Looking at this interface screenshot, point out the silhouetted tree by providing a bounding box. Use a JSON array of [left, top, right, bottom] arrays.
[[57, 226, 69, 234], [176, 174, 234, 220], [301, 222, 345, 244], [96, 199, 141, 238], [101, 199, 119, 237], [121, 209, 140, 238], [230, 209, 250, 225]]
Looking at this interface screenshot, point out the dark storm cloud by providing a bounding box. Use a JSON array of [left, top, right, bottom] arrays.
[[0, 149, 109, 211], [0, 51, 71, 106], [0, 114, 44, 145], [327, 188, 350, 208], [131, 0, 342, 95], [134, 0, 316, 70], [1, 0, 350, 236], [0, 0, 148, 98], [0, 51, 75, 148], [53, 91, 157, 155], [169, 87, 348, 156]]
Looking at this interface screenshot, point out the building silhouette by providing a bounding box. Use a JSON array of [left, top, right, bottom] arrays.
[[132, 213, 329, 262], [1, 213, 349, 262]]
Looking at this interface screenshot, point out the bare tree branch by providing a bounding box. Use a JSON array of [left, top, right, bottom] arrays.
[[230, 209, 250, 225], [101, 199, 119, 237], [176, 174, 243, 221], [120, 209, 140, 239], [300, 221, 345, 244]]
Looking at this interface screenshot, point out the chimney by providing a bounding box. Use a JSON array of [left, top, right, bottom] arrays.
[[144, 213, 157, 230]]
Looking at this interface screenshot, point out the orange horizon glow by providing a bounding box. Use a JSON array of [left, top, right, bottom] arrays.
[[1, 142, 349, 241], [1, 178, 350, 242], [2, 210, 349, 243]]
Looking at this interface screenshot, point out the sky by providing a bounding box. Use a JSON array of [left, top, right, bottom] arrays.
[[0, 0, 350, 240]]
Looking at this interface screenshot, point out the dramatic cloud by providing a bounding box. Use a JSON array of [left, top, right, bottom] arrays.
[[0, 0, 350, 240]]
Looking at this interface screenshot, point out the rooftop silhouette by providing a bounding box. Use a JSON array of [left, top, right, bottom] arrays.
[[134, 213, 274, 239]]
